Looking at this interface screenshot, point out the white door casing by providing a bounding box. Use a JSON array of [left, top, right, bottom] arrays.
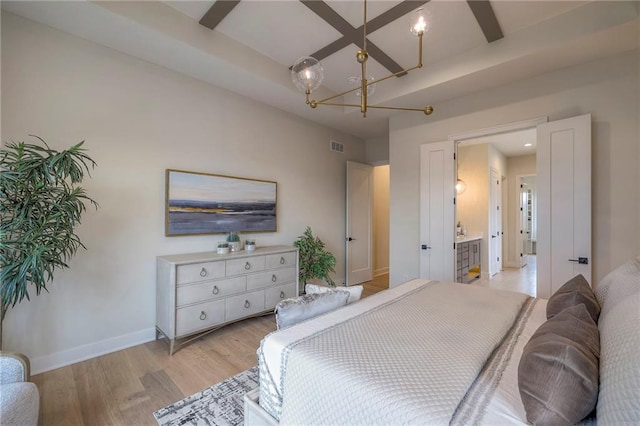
[[489, 168, 502, 276], [346, 161, 373, 285], [537, 114, 592, 298], [420, 142, 455, 281], [518, 177, 529, 267]]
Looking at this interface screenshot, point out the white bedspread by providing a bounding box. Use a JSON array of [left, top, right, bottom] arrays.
[[258, 279, 536, 425]]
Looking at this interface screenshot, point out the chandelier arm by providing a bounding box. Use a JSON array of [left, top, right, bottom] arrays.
[[418, 32, 423, 68], [372, 33, 424, 85], [313, 85, 364, 105], [361, 57, 367, 114], [314, 102, 362, 108], [366, 104, 432, 112], [363, 0, 367, 51], [311, 102, 432, 114], [370, 64, 422, 87], [311, 63, 423, 109]]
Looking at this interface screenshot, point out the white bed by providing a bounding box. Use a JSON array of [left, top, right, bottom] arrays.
[[245, 258, 640, 426]]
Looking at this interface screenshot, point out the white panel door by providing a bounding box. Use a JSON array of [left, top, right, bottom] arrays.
[[420, 142, 455, 281], [346, 161, 373, 285], [489, 168, 502, 276], [537, 114, 591, 298], [519, 180, 529, 267]]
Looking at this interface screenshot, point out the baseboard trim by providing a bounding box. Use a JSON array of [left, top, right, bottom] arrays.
[[374, 267, 389, 277], [31, 327, 156, 375]]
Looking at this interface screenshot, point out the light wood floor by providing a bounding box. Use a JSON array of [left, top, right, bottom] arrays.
[[474, 255, 537, 297], [31, 274, 389, 426]]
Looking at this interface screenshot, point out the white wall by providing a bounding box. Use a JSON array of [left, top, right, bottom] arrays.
[[372, 165, 390, 276], [1, 12, 365, 373], [366, 136, 390, 165], [389, 49, 639, 287]]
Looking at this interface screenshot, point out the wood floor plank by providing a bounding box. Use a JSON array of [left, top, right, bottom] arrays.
[[122, 342, 162, 379], [32, 366, 84, 426], [72, 357, 126, 425], [126, 369, 185, 425], [32, 275, 389, 425], [97, 350, 148, 413]]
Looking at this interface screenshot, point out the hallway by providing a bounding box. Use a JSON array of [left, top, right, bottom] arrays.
[[473, 255, 537, 297]]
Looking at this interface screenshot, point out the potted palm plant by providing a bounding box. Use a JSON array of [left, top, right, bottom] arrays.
[[0, 136, 97, 348], [294, 227, 336, 292]]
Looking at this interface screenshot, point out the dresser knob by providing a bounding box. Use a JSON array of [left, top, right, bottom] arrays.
[[199, 311, 207, 320], [280, 291, 285, 299], [244, 300, 251, 309], [280, 256, 285, 264], [212, 286, 219, 295], [245, 262, 251, 270], [271, 274, 277, 282], [200, 268, 207, 277]]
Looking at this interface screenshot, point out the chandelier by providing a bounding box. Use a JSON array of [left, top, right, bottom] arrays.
[[291, 0, 434, 118]]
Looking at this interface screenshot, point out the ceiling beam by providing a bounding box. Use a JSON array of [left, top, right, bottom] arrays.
[[199, 0, 241, 30], [298, 0, 429, 77], [466, 0, 504, 43]]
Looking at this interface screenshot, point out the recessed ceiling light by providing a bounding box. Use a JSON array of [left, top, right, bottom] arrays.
[[524, 143, 533, 147]]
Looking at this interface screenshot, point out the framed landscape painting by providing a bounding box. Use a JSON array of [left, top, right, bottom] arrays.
[[165, 169, 277, 236]]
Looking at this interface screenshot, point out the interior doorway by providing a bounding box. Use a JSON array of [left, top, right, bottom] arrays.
[[519, 175, 537, 266], [455, 126, 538, 294], [372, 164, 390, 279]]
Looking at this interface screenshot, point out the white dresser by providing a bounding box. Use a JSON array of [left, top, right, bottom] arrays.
[[156, 245, 298, 355]]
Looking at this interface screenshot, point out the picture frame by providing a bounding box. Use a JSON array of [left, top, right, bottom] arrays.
[[165, 169, 277, 236]]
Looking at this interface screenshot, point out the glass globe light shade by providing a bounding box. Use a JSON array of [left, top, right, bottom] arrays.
[[348, 76, 376, 97], [291, 56, 324, 93], [410, 7, 432, 35]]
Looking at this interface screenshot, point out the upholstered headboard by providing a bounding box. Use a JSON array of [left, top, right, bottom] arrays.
[[593, 256, 640, 424]]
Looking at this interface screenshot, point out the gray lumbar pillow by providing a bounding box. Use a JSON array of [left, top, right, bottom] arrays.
[[547, 274, 600, 323], [275, 291, 349, 330], [518, 303, 600, 425]]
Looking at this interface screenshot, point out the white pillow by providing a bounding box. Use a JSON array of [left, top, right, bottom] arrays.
[[274, 291, 349, 330], [305, 283, 363, 304], [593, 256, 640, 425]]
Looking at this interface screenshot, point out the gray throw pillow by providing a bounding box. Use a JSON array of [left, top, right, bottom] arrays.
[[518, 303, 600, 425], [547, 274, 600, 323], [275, 291, 349, 330]]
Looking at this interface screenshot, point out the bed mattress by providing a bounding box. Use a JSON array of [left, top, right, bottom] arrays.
[[257, 279, 546, 425]]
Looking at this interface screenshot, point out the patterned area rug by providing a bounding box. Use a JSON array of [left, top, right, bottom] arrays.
[[153, 367, 259, 426]]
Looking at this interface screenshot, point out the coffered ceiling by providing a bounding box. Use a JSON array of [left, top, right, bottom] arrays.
[[2, 1, 639, 140]]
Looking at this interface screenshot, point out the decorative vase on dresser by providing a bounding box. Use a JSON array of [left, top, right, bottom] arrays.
[[156, 245, 298, 355]]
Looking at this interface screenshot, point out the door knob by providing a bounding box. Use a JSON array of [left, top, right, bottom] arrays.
[[347, 237, 356, 241], [568, 257, 589, 264], [421, 244, 432, 250]]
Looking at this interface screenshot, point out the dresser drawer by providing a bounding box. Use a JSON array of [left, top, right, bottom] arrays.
[[176, 276, 246, 307], [176, 299, 225, 336], [247, 267, 296, 291], [266, 252, 296, 269], [177, 262, 225, 285], [265, 282, 297, 309], [225, 291, 266, 322], [226, 256, 266, 276]]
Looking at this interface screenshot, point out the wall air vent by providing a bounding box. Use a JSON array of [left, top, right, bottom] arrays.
[[330, 140, 344, 153]]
